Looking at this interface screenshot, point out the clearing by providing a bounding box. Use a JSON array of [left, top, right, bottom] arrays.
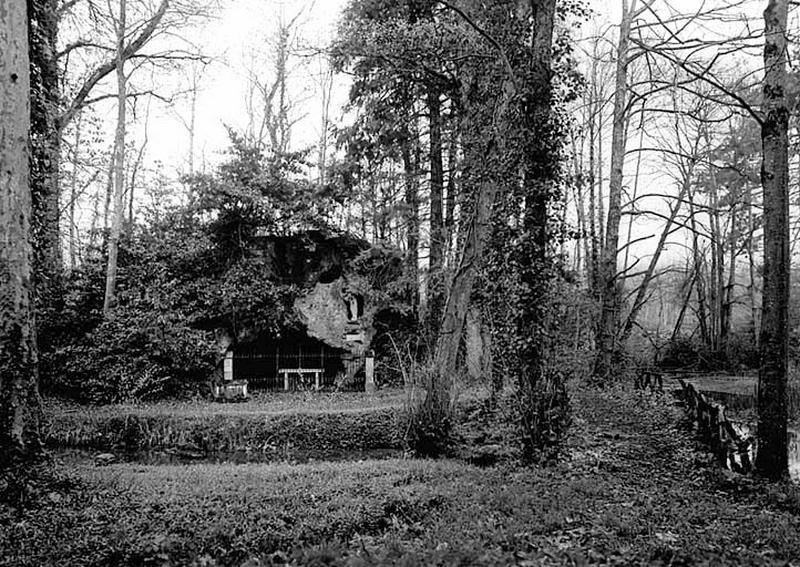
[[4, 389, 800, 565]]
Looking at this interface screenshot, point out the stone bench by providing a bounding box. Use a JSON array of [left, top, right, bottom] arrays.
[[278, 368, 324, 391]]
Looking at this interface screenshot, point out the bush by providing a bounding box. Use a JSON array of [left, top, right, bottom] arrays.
[[371, 307, 423, 388], [45, 305, 216, 403], [658, 333, 758, 373], [516, 364, 571, 463], [404, 363, 454, 458]]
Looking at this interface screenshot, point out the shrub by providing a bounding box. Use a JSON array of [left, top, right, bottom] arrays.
[[404, 362, 454, 458], [45, 305, 216, 403], [516, 363, 571, 463], [658, 333, 759, 373]]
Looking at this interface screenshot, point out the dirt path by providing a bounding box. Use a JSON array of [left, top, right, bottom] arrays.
[[547, 390, 800, 565]]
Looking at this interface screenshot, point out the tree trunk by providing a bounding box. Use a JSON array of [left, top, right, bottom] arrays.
[[594, 0, 635, 381], [445, 119, 458, 263], [317, 64, 332, 189], [509, 0, 560, 460], [128, 93, 151, 225], [402, 130, 420, 310], [433, 177, 498, 381], [426, 84, 445, 339], [102, 148, 114, 235], [671, 268, 696, 342], [597, 103, 605, 256], [755, 0, 789, 481], [622, 120, 645, 272], [687, 183, 711, 346], [103, 0, 128, 315], [28, 0, 62, 317], [587, 76, 599, 292], [68, 112, 83, 272], [746, 183, 761, 346], [1, 0, 43, 466], [706, 152, 724, 349], [721, 215, 736, 347], [188, 70, 198, 175]]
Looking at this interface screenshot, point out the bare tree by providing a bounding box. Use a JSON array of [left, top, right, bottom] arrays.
[[244, 6, 306, 154], [594, 0, 655, 381], [103, 0, 129, 315], [174, 59, 210, 175], [67, 111, 84, 271]]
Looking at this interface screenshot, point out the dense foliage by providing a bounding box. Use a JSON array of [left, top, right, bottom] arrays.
[[42, 135, 405, 403], [332, 0, 589, 461]]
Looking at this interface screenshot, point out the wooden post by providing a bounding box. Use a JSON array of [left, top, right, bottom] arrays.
[[315, 370, 320, 391], [740, 441, 753, 473], [710, 405, 720, 447], [224, 350, 233, 382], [365, 350, 375, 393], [283, 370, 289, 391]]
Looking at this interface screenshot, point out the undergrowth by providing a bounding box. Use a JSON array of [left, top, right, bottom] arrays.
[[45, 406, 404, 454]]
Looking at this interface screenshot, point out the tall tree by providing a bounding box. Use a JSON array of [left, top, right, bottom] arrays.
[[755, 0, 789, 481], [103, 0, 129, 314], [28, 0, 173, 316], [593, 0, 654, 381], [28, 0, 62, 320], [244, 6, 303, 154], [515, 0, 560, 459], [333, 0, 456, 318], [1, 0, 42, 466]]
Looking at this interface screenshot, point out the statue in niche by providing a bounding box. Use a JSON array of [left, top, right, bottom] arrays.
[[345, 293, 364, 321]]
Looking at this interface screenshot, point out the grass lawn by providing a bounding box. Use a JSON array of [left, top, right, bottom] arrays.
[[5, 389, 800, 565], [43, 389, 406, 419]]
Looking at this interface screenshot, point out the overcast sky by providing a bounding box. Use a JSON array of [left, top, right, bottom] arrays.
[[136, 0, 766, 178], [66, 0, 782, 275], [137, 0, 349, 177]]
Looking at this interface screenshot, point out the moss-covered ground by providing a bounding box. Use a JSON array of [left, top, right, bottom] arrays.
[[5, 389, 800, 566]]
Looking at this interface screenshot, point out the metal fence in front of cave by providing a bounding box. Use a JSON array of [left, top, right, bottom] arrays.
[[233, 349, 347, 390]]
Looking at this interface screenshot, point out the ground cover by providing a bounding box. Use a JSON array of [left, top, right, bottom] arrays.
[[5, 389, 800, 566], [43, 390, 406, 454]]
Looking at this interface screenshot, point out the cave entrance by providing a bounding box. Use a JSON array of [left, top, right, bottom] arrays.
[[232, 329, 346, 390]]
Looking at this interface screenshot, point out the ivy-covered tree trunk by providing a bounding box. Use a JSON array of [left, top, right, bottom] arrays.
[[1, 0, 43, 467], [28, 0, 63, 330], [516, 0, 562, 460], [755, 0, 789, 481]]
